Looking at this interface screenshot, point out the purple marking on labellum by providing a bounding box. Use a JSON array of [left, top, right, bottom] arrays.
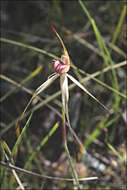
[[53, 59, 69, 74]]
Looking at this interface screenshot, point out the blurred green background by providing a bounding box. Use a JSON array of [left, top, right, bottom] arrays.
[[0, 1, 126, 190]]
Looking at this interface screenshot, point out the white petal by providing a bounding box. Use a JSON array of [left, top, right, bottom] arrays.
[[60, 73, 69, 108], [20, 74, 59, 120], [67, 73, 109, 111], [35, 74, 59, 96]]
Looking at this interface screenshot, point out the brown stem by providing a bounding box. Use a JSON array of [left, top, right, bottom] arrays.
[[62, 119, 66, 142], [0, 161, 98, 181]]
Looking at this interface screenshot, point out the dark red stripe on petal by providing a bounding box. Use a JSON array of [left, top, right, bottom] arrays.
[[48, 21, 57, 35]]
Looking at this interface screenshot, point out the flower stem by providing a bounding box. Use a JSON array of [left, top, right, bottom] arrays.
[[64, 140, 81, 189], [62, 105, 81, 189]]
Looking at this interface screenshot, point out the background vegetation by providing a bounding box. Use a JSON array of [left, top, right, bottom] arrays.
[[0, 1, 126, 189]]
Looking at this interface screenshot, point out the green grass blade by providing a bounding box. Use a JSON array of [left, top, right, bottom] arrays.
[[0, 37, 56, 59], [0, 142, 6, 188], [0, 142, 11, 190], [111, 5, 126, 45], [78, 0, 91, 20], [0, 65, 43, 103], [107, 143, 125, 161], [24, 122, 59, 169], [11, 113, 33, 158], [78, 0, 120, 110], [1, 141, 25, 189], [102, 41, 121, 109], [24, 135, 44, 174], [1, 140, 13, 163], [108, 43, 126, 57], [84, 115, 119, 149]]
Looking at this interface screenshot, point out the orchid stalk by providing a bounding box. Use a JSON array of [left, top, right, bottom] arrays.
[[18, 23, 109, 187]]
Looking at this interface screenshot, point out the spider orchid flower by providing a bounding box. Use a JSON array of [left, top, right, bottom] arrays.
[[20, 23, 108, 129], [19, 23, 109, 186], [49, 23, 109, 140], [20, 23, 110, 149]]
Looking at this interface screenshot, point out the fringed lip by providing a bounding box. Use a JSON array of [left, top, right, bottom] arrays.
[[53, 59, 70, 74]]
